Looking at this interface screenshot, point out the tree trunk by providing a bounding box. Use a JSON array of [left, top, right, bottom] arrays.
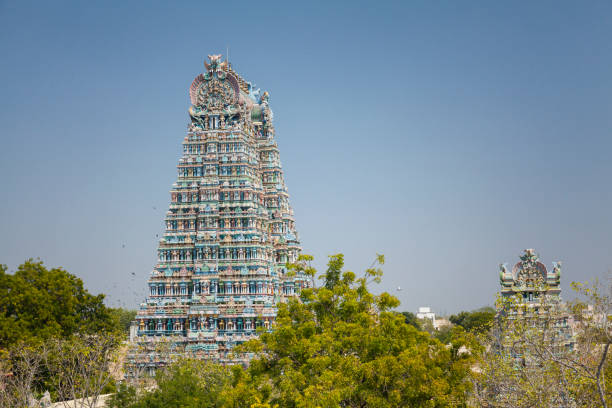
[[596, 342, 610, 408]]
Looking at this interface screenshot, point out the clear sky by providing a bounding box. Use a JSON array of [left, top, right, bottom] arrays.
[[1, 1, 611, 314]]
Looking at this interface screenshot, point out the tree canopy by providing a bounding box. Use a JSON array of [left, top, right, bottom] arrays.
[[0, 260, 118, 347], [109, 308, 137, 335], [448, 307, 495, 334], [238, 254, 476, 407], [107, 359, 233, 408], [399, 311, 421, 330]]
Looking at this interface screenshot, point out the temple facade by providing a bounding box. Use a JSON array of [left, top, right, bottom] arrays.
[[130, 55, 308, 369], [499, 248, 563, 302], [498, 249, 574, 353]]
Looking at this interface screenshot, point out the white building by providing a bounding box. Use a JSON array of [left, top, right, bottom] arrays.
[[416, 306, 436, 323], [417, 307, 450, 330]]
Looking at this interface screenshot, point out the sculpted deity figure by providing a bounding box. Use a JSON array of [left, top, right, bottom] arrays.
[[204, 54, 227, 73], [553, 261, 562, 277], [499, 263, 508, 278], [189, 106, 207, 127]]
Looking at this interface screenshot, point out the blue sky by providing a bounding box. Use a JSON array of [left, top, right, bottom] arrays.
[[1, 1, 611, 314]]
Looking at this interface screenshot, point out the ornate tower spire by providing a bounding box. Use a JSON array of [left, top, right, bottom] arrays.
[[499, 249, 562, 295], [497, 249, 573, 356], [129, 55, 308, 374]]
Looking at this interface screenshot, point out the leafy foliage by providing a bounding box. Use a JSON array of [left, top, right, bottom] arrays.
[[0, 334, 120, 407], [399, 311, 421, 330], [233, 254, 476, 407], [448, 307, 495, 334], [0, 342, 46, 408], [432, 325, 454, 344], [109, 308, 137, 335], [0, 260, 118, 347], [106, 383, 138, 408], [107, 359, 236, 408], [46, 333, 119, 406]]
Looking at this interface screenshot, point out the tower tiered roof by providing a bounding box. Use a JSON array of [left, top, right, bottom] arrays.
[[129, 55, 308, 373]]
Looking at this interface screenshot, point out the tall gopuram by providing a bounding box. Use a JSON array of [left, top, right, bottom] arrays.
[[130, 55, 308, 370], [498, 249, 574, 352]]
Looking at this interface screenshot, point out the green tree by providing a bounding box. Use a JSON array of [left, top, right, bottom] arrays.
[[232, 254, 476, 407], [109, 308, 137, 335], [0, 334, 120, 408], [105, 383, 137, 408], [0, 260, 117, 347], [432, 325, 454, 344], [449, 307, 495, 334], [0, 342, 47, 408], [109, 359, 233, 408], [45, 333, 119, 407], [399, 311, 421, 330]]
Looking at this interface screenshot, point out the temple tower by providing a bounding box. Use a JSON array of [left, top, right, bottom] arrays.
[[130, 55, 308, 370], [498, 249, 574, 355], [499, 248, 563, 301]]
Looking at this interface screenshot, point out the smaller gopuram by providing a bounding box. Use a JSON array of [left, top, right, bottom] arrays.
[[498, 249, 574, 353], [499, 248, 562, 301]]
